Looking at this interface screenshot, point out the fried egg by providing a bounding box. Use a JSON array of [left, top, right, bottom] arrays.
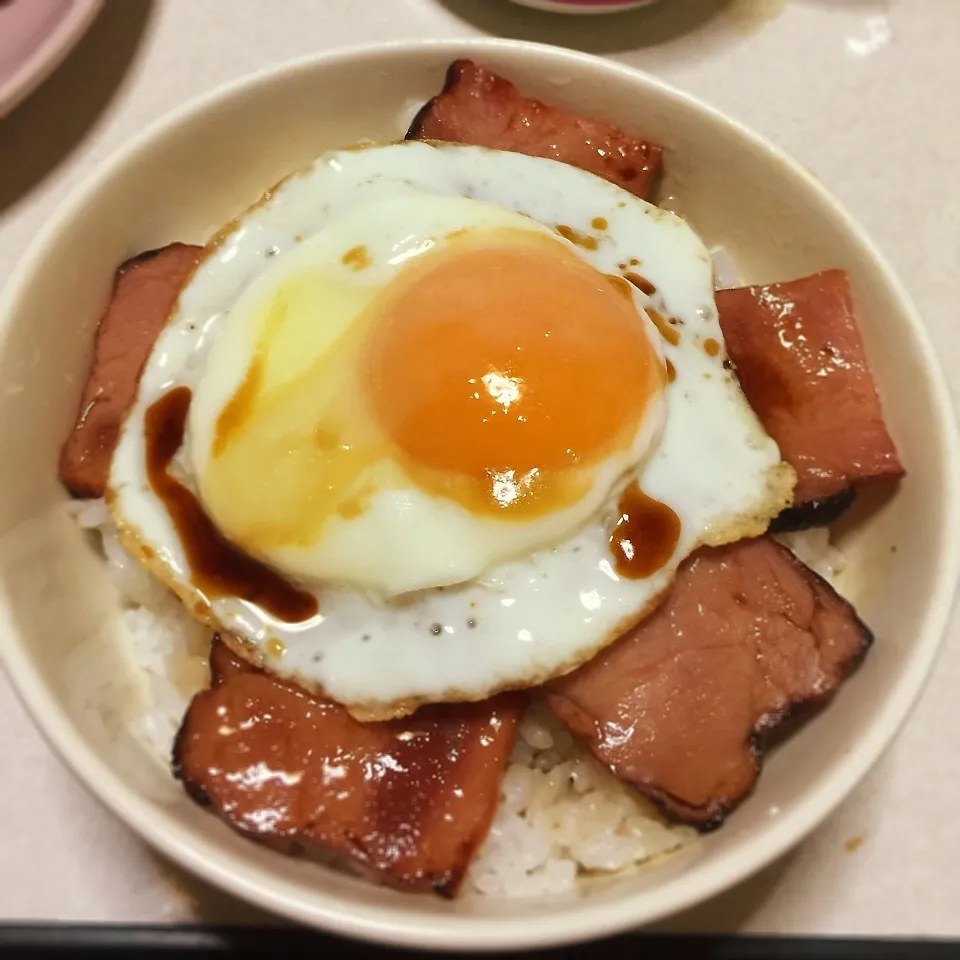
[[188, 194, 667, 595], [108, 141, 794, 720]]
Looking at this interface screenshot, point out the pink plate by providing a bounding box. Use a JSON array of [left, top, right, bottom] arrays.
[[0, 0, 102, 117], [505, 0, 658, 12]]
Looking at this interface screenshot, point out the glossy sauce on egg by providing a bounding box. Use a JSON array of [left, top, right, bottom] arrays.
[[144, 385, 318, 622], [609, 482, 682, 579]]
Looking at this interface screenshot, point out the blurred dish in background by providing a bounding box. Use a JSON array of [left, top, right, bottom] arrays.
[[0, 0, 102, 117], [504, 0, 659, 14]]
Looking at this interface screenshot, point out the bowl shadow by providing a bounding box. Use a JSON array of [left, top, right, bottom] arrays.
[[645, 849, 796, 935], [152, 850, 287, 928], [0, 0, 155, 216], [433, 0, 734, 55]]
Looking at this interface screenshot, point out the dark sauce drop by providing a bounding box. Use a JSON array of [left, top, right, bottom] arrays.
[[609, 482, 682, 579], [144, 386, 319, 622], [623, 272, 657, 296], [647, 308, 680, 346], [556, 224, 599, 250]]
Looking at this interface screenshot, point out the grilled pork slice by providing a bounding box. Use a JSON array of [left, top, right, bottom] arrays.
[[59, 243, 201, 498], [174, 639, 524, 896], [716, 270, 904, 530], [546, 537, 872, 830], [407, 59, 663, 200]]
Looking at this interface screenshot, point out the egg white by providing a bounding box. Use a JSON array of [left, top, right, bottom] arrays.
[[108, 141, 794, 719]]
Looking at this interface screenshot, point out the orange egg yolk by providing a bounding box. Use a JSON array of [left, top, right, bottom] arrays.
[[365, 233, 662, 514]]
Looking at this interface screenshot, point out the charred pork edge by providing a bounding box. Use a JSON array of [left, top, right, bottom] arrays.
[[170, 716, 212, 809], [770, 488, 857, 533], [122, 245, 180, 270], [61, 470, 103, 501], [774, 538, 876, 666], [405, 60, 465, 140], [170, 634, 229, 791], [642, 782, 737, 833]]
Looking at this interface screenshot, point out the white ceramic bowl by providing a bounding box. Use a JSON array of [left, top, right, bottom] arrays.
[[0, 38, 957, 951]]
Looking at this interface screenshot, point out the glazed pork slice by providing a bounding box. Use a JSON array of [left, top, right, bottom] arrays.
[[59, 243, 201, 498], [545, 537, 871, 830], [174, 638, 524, 896], [407, 59, 663, 201], [716, 270, 904, 530]]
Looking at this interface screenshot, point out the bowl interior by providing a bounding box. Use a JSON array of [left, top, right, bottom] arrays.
[[0, 40, 956, 949]]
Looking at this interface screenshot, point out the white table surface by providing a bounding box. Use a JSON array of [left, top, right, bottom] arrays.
[[0, 0, 958, 936]]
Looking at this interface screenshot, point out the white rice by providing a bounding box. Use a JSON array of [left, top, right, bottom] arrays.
[[67, 499, 212, 758], [68, 497, 842, 896], [467, 705, 696, 896], [773, 526, 848, 583]]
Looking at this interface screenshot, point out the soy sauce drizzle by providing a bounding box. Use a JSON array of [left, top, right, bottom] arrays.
[[609, 482, 682, 579], [647, 308, 680, 346], [623, 272, 657, 296], [556, 224, 598, 250], [144, 387, 319, 622]]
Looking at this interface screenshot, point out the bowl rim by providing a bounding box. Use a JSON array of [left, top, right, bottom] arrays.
[[1, 36, 958, 951]]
